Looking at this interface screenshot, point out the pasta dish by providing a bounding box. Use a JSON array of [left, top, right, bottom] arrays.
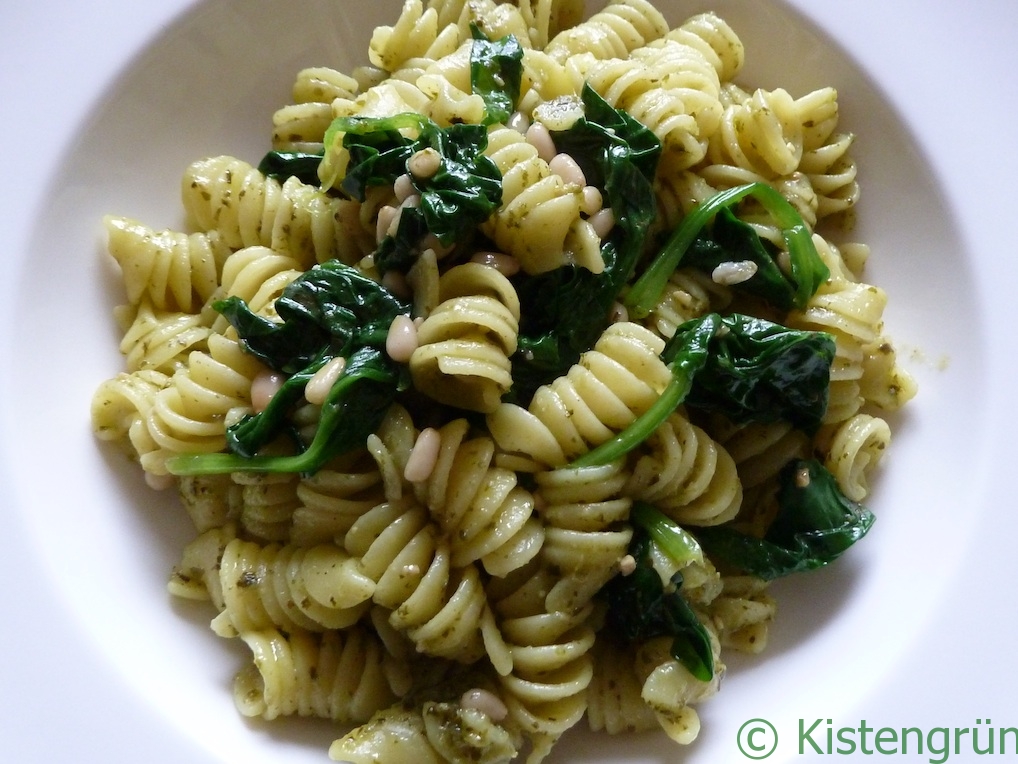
[[90, 0, 917, 761]]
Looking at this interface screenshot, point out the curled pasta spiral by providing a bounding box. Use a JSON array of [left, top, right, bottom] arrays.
[[207, 245, 304, 333], [487, 561, 596, 764], [417, 42, 488, 126], [624, 411, 743, 527], [517, 0, 586, 49], [487, 321, 673, 467], [104, 215, 229, 313], [706, 85, 806, 180], [640, 266, 730, 341], [344, 498, 501, 664], [566, 40, 720, 170], [329, 697, 519, 764], [584, 636, 658, 736], [481, 124, 603, 275], [544, 0, 668, 61], [409, 262, 521, 413], [228, 471, 302, 542], [665, 11, 745, 83], [138, 333, 267, 474], [115, 299, 211, 374], [413, 418, 545, 578], [212, 534, 376, 637], [533, 459, 633, 613], [816, 412, 892, 502], [181, 155, 364, 268], [704, 415, 810, 534], [91, 368, 170, 461], [272, 66, 359, 153], [291, 451, 386, 545], [633, 630, 722, 745], [786, 236, 889, 425], [860, 338, 919, 412], [233, 625, 409, 723], [705, 574, 775, 653], [796, 87, 860, 221]]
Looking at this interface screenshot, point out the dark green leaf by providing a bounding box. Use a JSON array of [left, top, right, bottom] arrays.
[[684, 207, 798, 310], [677, 313, 836, 433], [696, 458, 876, 579], [625, 182, 830, 318], [573, 313, 833, 467], [257, 150, 324, 187], [330, 113, 502, 274], [602, 524, 714, 682], [510, 85, 661, 402], [214, 260, 409, 375], [167, 347, 400, 476], [469, 26, 524, 125]]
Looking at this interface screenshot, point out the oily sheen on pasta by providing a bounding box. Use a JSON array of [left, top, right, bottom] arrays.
[[91, 1, 917, 762]]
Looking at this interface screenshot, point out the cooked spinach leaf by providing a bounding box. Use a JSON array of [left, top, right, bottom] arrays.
[[572, 313, 834, 467], [257, 150, 324, 186], [683, 207, 801, 310], [214, 260, 409, 375], [510, 85, 661, 401], [677, 313, 835, 433], [166, 346, 400, 476], [696, 458, 876, 579], [166, 261, 409, 476], [469, 26, 524, 126], [326, 112, 502, 273], [602, 503, 714, 682], [625, 182, 829, 318]]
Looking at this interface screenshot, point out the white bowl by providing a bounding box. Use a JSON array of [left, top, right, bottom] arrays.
[[1, 1, 1015, 762]]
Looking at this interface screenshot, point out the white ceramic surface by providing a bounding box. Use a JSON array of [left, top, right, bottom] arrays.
[[1, 1, 1015, 762]]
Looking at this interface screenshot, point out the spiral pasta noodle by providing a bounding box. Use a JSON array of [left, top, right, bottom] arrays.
[[565, 39, 720, 169], [290, 451, 386, 545], [104, 215, 229, 313], [544, 0, 668, 61], [624, 410, 743, 527], [786, 236, 891, 425], [181, 155, 365, 268], [329, 695, 519, 764], [633, 631, 722, 745], [487, 561, 597, 764], [233, 624, 408, 723], [480, 124, 603, 276], [410, 262, 521, 413], [487, 321, 672, 467], [705, 574, 776, 654], [271, 67, 360, 153], [413, 418, 545, 577], [115, 299, 212, 374], [584, 636, 658, 736], [533, 459, 633, 613], [212, 534, 375, 637], [343, 497, 503, 665], [137, 333, 267, 474]]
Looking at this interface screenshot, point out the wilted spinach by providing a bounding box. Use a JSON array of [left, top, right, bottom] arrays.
[[325, 112, 503, 273], [696, 458, 876, 579], [469, 26, 524, 126], [509, 85, 662, 402], [572, 313, 834, 467], [602, 502, 715, 682], [165, 261, 409, 476], [625, 182, 830, 318]]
